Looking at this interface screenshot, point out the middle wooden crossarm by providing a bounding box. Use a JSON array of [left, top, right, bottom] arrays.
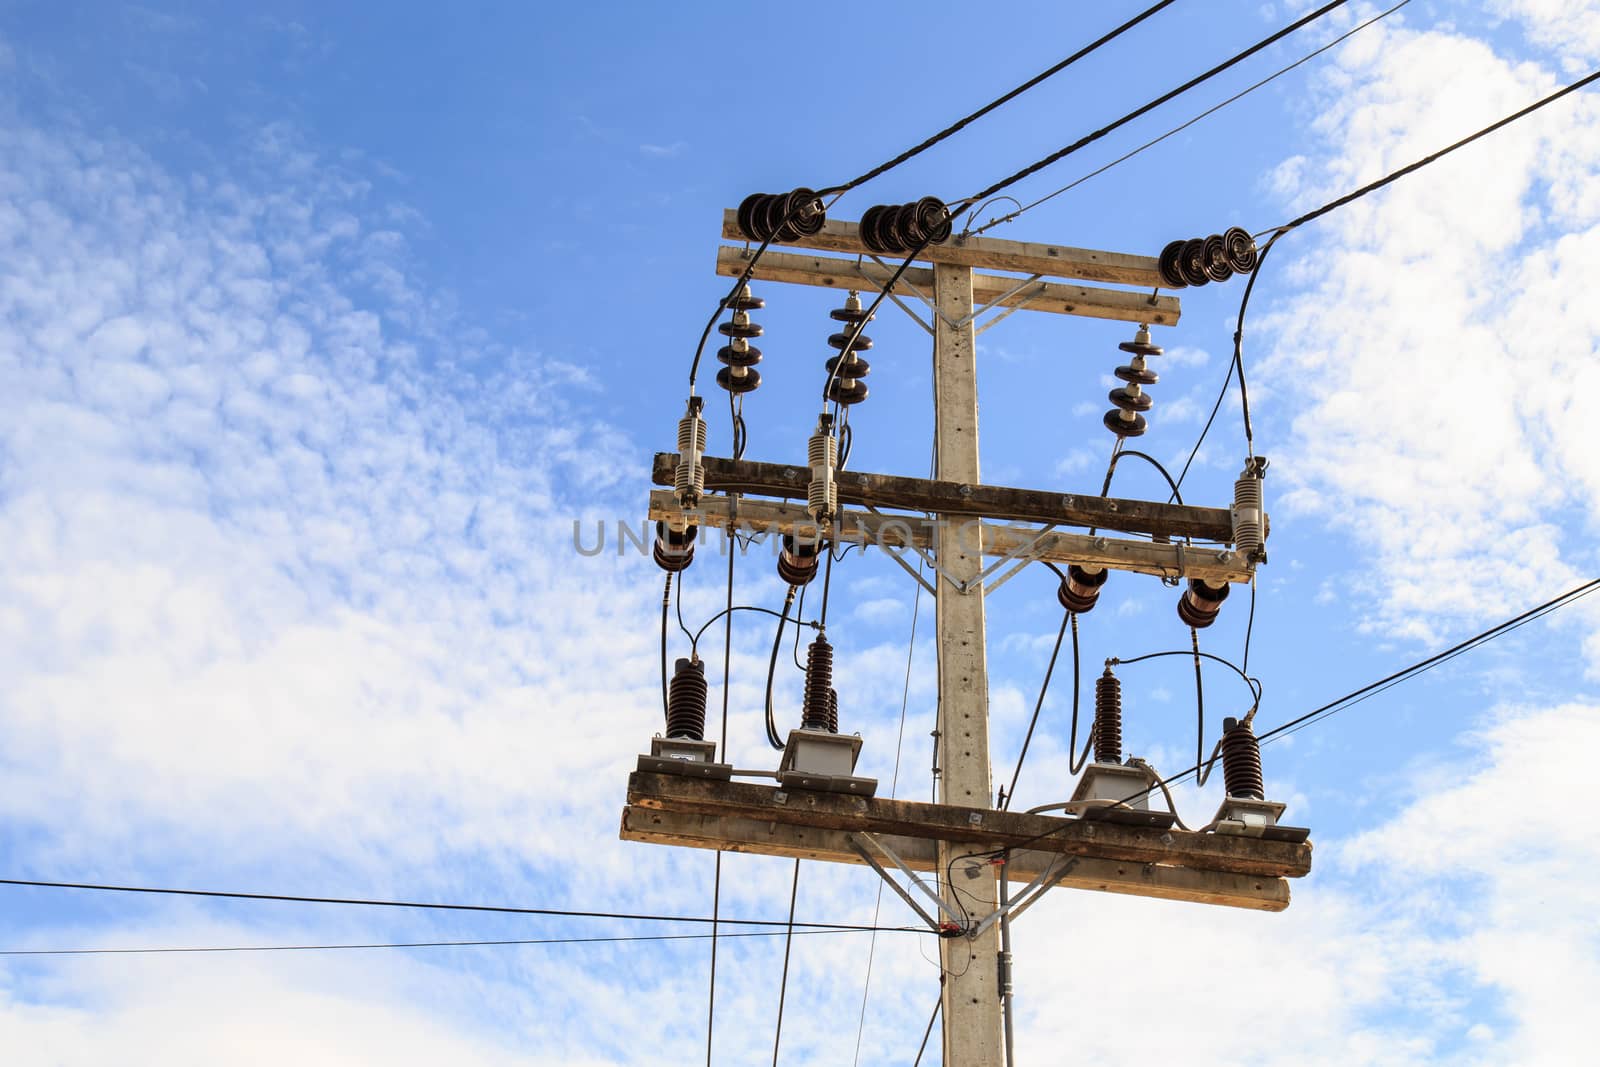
[[647, 490, 1256, 584], [652, 454, 1236, 543], [627, 773, 1311, 880]]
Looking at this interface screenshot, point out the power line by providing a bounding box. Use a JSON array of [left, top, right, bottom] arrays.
[[1256, 578, 1600, 746], [851, 553, 927, 1066], [1266, 67, 1600, 237], [0, 928, 881, 958], [0, 878, 924, 935], [769, 860, 802, 1066], [824, 0, 1182, 194], [1175, 62, 1600, 497], [686, 1, 1181, 392], [957, 577, 1600, 863], [955, 0, 1351, 209], [967, 0, 1411, 236]]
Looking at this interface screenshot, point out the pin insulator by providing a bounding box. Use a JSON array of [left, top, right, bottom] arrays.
[[1177, 578, 1230, 628], [777, 532, 821, 586], [653, 521, 697, 573], [1058, 564, 1108, 614]]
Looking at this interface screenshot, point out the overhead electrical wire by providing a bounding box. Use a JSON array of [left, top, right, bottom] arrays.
[[1176, 60, 1600, 493], [1256, 577, 1600, 747], [957, 577, 1600, 864], [1000, 610, 1087, 810], [951, 0, 1351, 211], [0, 928, 886, 958], [705, 522, 741, 1067], [686, 0, 1181, 392], [966, 0, 1412, 236], [821, 4, 1355, 412], [0, 878, 927, 935], [769, 860, 802, 1067], [1265, 67, 1600, 238], [825, 0, 1182, 195], [850, 553, 927, 1067]]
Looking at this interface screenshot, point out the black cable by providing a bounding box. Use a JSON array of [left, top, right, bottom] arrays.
[[1108, 648, 1262, 707], [1189, 626, 1205, 777], [1104, 448, 1185, 506], [1192, 68, 1600, 469], [969, 0, 1411, 235], [792, 582, 810, 671], [0, 928, 882, 958], [912, 993, 942, 1066], [1065, 613, 1091, 775], [707, 525, 740, 1067], [661, 574, 674, 725], [676, 564, 694, 642], [1171, 353, 1234, 498], [693, 603, 812, 653], [956, 0, 1351, 209], [850, 556, 925, 1067], [765, 586, 799, 750], [0, 878, 927, 934], [827, 0, 1181, 195], [687, 3, 1181, 392], [1257, 578, 1600, 745], [1268, 68, 1600, 237], [705, 854, 720, 1067], [1001, 610, 1070, 809], [1243, 577, 1258, 674], [995, 578, 1600, 834], [731, 391, 748, 461], [770, 860, 802, 1067], [819, 537, 837, 627]]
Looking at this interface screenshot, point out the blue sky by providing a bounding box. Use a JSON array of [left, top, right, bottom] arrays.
[[1, 2, 1597, 1063]]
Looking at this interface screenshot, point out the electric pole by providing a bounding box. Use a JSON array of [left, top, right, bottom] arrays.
[[623, 206, 1311, 1064]]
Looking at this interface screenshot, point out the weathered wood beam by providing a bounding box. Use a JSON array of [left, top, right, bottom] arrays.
[[721, 209, 1165, 287], [715, 246, 1180, 326], [652, 453, 1234, 542], [647, 491, 1257, 584], [627, 773, 1311, 879], [621, 807, 1291, 912]]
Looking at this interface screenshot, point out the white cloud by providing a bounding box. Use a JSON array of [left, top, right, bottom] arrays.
[[1258, 21, 1600, 646], [638, 141, 686, 158]]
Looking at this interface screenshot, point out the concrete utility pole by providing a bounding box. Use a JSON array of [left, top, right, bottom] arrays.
[[623, 210, 1312, 1064], [931, 260, 1003, 1065]]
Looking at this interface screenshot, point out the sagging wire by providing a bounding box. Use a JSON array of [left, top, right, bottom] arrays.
[[851, 554, 926, 1067], [770, 860, 802, 1067], [1174, 63, 1600, 495], [950, 1, 1352, 212], [964, 577, 1600, 868], [730, 391, 748, 461], [661, 573, 674, 725], [693, 603, 816, 655], [831, 0, 1179, 195], [691, 1, 1184, 395], [1000, 610, 1089, 809], [966, 0, 1413, 237]]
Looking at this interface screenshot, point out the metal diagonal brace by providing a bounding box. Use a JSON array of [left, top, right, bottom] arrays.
[[951, 523, 1059, 595], [846, 833, 967, 934], [966, 856, 1082, 940]]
